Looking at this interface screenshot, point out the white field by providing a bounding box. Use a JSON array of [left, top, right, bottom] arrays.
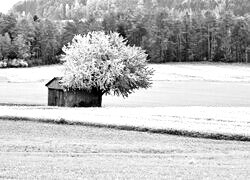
[[1, 63, 250, 83], [1, 63, 250, 107], [0, 106, 250, 137], [1, 63, 250, 137]]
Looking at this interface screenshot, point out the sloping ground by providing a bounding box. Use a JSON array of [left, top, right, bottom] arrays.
[[1, 63, 250, 140], [1, 63, 250, 83], [1, 63, 250, 107], [1, 106, 250, 141], [0, 65, 62, 83], [153, 63, 250, 82]]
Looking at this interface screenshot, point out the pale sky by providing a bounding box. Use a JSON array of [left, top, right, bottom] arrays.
[[0, 0, 22, 13]]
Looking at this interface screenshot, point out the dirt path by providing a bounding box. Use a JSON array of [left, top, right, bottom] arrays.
[[0, 119, 250, 179]]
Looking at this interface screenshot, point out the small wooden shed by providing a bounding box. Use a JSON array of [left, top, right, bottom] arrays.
[[45, 77, 102, 107]]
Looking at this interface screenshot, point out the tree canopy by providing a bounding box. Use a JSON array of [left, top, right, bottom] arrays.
[[0, 0, 249, 66], [61, 31, 154, 97]]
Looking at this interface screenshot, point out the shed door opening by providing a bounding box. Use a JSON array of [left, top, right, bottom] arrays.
[[48, 89, 65, 106]]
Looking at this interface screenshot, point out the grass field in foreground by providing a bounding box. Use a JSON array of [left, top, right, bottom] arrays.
[[0, 119, 250, 179]]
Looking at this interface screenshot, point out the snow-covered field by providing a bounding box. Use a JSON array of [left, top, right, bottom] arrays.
[[1, 63, 250, 138], [1, 63, 250, 83], [0, 65, 62, 83], [1, 106, 250, 140], [153, 63, 250, 82], [1, 63, 250, 107]]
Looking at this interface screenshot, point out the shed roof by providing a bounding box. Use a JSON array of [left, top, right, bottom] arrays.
[[45, 77, 64, 90]]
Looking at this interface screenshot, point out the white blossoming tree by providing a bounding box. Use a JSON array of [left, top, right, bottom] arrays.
[[61, 31, 154, 107]]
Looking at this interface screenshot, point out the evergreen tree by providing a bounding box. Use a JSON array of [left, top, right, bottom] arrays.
[[13, 34, 31, 59], [0, 33, 12, 59]]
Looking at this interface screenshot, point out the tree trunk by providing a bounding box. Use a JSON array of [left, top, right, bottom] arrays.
[[97, 93, 102, 107], [207, 25, 211, 61], [177, 33, 181, 62], [246, 48, 248, 63], [185, 31, 188, 62], [236, 43, 239, 62]]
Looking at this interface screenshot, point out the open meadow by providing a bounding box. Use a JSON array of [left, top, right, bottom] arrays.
[[1, 63, 250, 179], [1, 63, 250, 106], [1, 0, 250, 178], [0, 119, 250, 179]]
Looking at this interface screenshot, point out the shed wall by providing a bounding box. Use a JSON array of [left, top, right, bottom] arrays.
[[48, 89, 65, 106], [65, 90, 102, 107]]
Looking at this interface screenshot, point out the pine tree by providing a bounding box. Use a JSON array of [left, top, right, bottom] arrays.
[[0, 33, 12, 59], [13, 34, 31, 59]]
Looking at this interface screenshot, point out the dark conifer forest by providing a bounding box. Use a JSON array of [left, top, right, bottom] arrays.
[[0, 0, 250, 66]]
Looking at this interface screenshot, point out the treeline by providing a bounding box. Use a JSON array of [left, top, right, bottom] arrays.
[[11, 0, 180, 21], [0, 13, 61, 67], [12, 0, 87, 20], [0, 0, 249, 67], [11, 0, 250, 21]]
